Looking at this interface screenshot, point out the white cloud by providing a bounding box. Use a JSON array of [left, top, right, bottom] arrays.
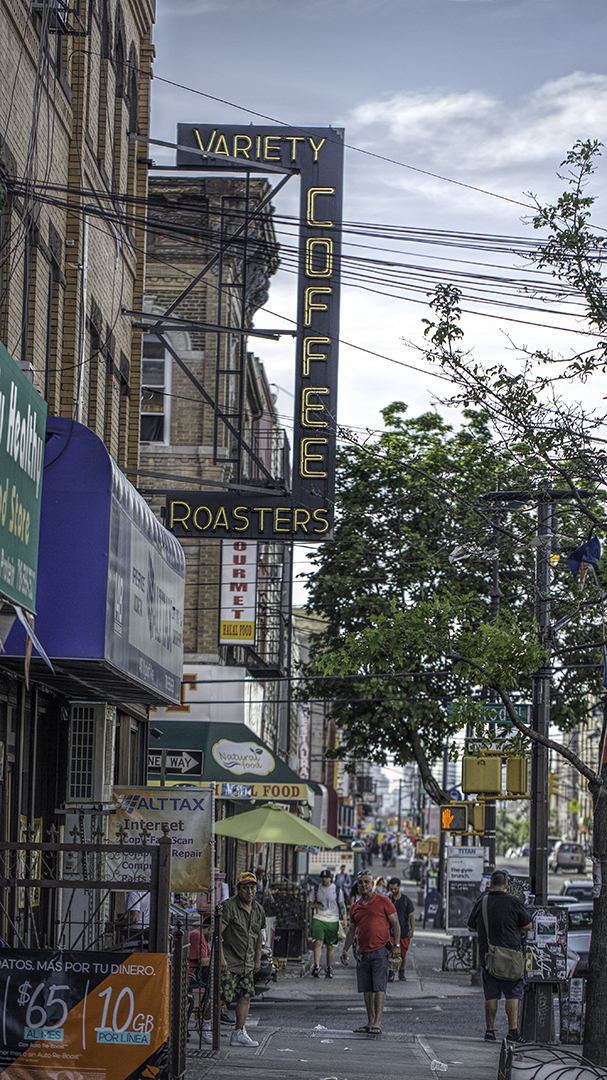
[[354, 89, 496, 144], [349, 73, 607, 207], [161, 0, 277, 14]]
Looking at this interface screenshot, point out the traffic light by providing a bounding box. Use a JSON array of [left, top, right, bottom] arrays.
[[462, 755, 502, 795], [472, 802, 485, 833], [440, 804, 468, 832], [506, 756, 528, 795], [548, 772, 560, 797]]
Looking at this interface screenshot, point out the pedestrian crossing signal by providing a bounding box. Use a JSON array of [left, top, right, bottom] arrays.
[[440, 804, 468, 832]]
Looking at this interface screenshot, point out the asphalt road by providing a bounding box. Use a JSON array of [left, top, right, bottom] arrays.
[[495, 853, 593, 895]]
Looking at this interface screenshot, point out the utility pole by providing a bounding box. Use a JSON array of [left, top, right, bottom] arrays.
[[482, 484, 592, 1044], [528, 493, 553, 908], [483, 489, 503, 870], [481, 486, 592, 901]]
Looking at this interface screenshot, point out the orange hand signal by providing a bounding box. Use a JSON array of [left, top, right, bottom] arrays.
[[441, 807, 454, 829]]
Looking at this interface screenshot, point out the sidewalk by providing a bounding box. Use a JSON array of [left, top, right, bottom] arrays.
[[184, 925, 501, 1080], [185, 1026, 503, 1080], [261, 927, 481, 1002]]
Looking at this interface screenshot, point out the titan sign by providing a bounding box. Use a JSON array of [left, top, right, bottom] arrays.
[[0, 342, 46, 609], [169, 124, 344, 541]]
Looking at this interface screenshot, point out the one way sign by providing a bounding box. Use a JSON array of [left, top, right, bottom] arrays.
[[148, 749, 204, 776]]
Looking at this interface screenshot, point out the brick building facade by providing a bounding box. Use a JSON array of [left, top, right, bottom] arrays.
[[143, 176, 295, 753], [0, 1, 190, 951]]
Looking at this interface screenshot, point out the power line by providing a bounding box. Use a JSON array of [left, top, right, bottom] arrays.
[[150, 75, 535, 211]]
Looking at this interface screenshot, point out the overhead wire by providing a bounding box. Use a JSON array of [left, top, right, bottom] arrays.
[[8, 177, 598, 349], [150, 74, 535, 211]]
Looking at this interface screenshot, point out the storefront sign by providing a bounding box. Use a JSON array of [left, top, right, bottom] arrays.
[[0, 343, 46, 610], [0, 949, 169, 1080], [219, 540, 257, 643], [2, 419, 186, 706], [217, 781, 310, 801], [110, 786, 213, 892], [212, 738, 274, 776], [106, 470, 185, 702], [168, 493, 330, 541], [170, 124, 344, 542], [308, 850, 354, 876]]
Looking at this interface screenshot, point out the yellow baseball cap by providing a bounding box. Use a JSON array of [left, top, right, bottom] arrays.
[[237, 872, 257, 886]]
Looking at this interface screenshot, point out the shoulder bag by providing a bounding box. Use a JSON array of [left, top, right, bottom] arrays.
[[481, 894, 525, 981]]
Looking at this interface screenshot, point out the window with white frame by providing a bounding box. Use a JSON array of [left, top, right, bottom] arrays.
[[140, 334, 171, 443]]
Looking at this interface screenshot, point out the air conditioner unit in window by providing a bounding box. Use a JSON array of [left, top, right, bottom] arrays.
[[68, 704, 116, 804]]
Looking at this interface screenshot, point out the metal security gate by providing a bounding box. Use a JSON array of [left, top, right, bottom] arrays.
[[0, 827, 170, 951], [0, 826, 189, 1080]]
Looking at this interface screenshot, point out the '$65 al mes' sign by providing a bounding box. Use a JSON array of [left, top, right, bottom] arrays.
[[0, 950, 170, 1080]]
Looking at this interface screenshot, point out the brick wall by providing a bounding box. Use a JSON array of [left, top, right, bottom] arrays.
[[0, 0, 154, 473]]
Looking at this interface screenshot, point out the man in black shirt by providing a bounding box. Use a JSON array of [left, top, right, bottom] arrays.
[[387, 878, 415, 981], [467, 870, 532, 1043]]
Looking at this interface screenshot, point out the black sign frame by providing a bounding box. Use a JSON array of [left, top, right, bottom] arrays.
[[167, 123, 344, 542]]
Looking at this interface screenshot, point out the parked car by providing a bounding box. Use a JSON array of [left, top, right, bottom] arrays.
[[566, 903, 593, 975], [548, 841, 586, 873], [547, 894, 579, 908], [560, 880, 594, 901]]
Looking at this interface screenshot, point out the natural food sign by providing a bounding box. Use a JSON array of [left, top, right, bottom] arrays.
[[0, 342, 46, 610], [110, 786, 213, 892], [0, 949, 169, 1080]]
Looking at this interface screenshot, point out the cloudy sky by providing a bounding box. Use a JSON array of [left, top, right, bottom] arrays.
[[150, 1, 607, 593], [150, 0, 606, 425]]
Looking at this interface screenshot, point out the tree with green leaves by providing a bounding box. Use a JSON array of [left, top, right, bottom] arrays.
[[303, 140, 607, 1062]]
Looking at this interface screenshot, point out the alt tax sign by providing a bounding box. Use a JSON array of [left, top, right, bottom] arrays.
[[0, 343, 46, 610], [168, 123, 343, 542]]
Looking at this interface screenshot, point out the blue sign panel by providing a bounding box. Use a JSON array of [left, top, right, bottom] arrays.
[[3, 419, 185, 704]]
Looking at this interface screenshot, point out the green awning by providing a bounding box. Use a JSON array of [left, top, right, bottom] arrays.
[[148, 721, 312, 801]]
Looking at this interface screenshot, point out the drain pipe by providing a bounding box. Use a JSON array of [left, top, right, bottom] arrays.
[[76, 212, 89, 424]]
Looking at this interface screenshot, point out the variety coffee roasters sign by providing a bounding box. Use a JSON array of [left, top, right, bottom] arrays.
[[167, 124, 344, 542]]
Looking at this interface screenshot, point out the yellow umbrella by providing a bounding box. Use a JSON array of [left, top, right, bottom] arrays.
[[214, 803, 343, 848]]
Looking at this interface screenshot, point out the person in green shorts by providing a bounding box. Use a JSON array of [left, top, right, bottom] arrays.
[[309, 869, 346, 978], [219, 871, 266, 1047]]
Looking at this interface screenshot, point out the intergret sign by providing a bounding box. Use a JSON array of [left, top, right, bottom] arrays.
[[167, 124, 344, 542]]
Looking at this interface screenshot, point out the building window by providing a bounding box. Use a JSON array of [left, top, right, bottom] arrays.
[[140, 334, 170, 443], [69, 706, 95, 801]]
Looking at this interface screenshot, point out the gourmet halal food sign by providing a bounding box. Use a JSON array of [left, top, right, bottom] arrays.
[[170, 124, 344, 542]]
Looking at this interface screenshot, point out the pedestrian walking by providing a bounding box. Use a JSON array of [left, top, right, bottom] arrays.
[[387, 877, 415, 981], [374, 876, 388, 895], [467, 870, 532, 1043], [217, 871, 266, 1047], [335, 863, 352, 908], [309, 869, 346, 978], [340, 871, 401, 1035]]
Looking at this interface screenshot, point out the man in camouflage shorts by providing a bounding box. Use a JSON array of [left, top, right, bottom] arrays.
[[220, 871, 266, 1047]]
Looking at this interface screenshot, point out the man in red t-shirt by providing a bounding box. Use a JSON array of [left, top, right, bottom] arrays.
[[341, 871, 400, 1035]]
